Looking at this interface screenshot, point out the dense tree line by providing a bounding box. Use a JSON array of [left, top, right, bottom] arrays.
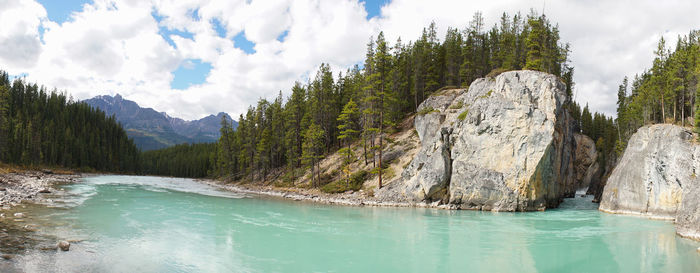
[[568, 30, 700, 172], [140, 143, 217, 178], [572, 102, 618, 167], [616, 31, 700, 145], [0, 71, 140, 172], [212, 12, 574, 185]]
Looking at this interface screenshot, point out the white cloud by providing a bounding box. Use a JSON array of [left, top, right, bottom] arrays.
[[1, 0, 699, 119], [0, 0, 46, 71]]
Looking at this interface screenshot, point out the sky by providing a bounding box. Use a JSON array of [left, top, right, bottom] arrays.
[[0, 0, 699, 120]]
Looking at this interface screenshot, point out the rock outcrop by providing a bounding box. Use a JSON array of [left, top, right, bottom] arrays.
[[599, 125, 695, 218], [677, 183, 700, 240], [599, 124, 700, 240], [57, 240, 70, 251], [572, 133, 599, 195], [378, 70, 579, 211]]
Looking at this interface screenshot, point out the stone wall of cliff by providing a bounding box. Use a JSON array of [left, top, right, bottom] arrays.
[[377, 70, 591, 211]]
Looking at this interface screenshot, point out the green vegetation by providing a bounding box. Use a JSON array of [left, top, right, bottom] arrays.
[[207, 11, 572, 187], [141, 143, 217, 178], [0, 11, 576, 183], [337, 99, 361, 186], [321, 170, 368, 193], [458, 109, 470, 121], [0, 71, 140, 172], [417, 107, 439, 115], [486, 68, 509, 78], [616, 31, 700, 142]]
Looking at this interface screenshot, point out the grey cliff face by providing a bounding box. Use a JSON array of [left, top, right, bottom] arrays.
[[378, 70, 580, 211], [599, 124, 695, 218], [677, 178, 700, 240], [573, 133, 599, 194], [599, 124, 700, 240]]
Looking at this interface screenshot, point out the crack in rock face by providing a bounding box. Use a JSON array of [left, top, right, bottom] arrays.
[[439, 127, 453, 204]]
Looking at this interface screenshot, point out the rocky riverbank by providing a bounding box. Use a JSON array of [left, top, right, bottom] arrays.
[[200, 179, 459, 209], [0, 170, 81, 209], [0, 170, 82, 259]]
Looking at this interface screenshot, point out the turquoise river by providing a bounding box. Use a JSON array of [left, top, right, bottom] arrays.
[[2, 175, 700, 272]]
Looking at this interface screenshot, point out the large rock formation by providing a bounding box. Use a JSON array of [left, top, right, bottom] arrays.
[[378, 70, 579, 211], [599, 125, 696, 218], [573, 133, 599, 194], [677, 183, 700, 240], [599, 124, 700, 240]]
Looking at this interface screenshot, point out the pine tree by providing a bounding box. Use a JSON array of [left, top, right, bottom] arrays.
[[524, 15, 545, 71], [337, 99, 360, 186], [302, 122, 325, 187], [0, 84, 8, 160]]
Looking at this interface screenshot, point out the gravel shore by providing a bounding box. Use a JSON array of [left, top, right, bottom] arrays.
[[0, 170, 81, 209], [199, 179, 455, 210]]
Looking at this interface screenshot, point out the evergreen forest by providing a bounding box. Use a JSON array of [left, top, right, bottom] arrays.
[[3, 12, 698, 186]]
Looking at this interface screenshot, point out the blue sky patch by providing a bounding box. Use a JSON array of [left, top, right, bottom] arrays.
[[233, 32, 256, 54], [151, 10, 194, 48], [189, 8, 201, 21], [277, 30, 289, 42], [211, 18, 227, 38], [361, 0, 390, 19], [37, 0, 90, 23], [171, 59, 212, 90]]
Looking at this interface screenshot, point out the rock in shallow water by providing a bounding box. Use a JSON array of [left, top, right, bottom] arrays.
[[57, 241, 70, 251], [599, 124, 700, 241], [599, 125, 696, 218], [677, 178, 700, 241], [378, 70, 581, 211]]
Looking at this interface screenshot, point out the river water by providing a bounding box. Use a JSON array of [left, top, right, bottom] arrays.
[[2, 175, 699, 272]]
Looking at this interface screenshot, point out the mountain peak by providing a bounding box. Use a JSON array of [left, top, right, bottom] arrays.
[[84, 94, 237, 151]]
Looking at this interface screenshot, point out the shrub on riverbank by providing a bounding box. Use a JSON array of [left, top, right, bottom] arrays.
[[321, 170, 368, 193]]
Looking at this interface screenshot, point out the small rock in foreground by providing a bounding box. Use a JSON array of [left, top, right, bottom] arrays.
[[13, 213, 24, 218], [1, 254, 13, 260], [57, 240, 70, 251], [38, 188, 51, 194]]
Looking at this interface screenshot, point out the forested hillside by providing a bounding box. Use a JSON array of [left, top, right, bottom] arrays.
[[141, 143, 217, 178], [0, 71, 140, 172], [616, 30, 700, 145], [209, 12, 581, 184]]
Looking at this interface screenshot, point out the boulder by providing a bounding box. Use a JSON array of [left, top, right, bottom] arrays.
[[599, 124, 696, 219], [378, 70, 578, 211], [57, 240, 70, 251], [677, 176, 700, 240]]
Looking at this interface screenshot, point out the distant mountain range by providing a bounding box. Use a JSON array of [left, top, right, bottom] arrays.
[[84, 94, 237, 151]]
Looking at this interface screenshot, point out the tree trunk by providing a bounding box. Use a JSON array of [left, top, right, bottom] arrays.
[[681, 90, 686, 126], [378, 111, 383, 189], [661, 93, 666, 123]]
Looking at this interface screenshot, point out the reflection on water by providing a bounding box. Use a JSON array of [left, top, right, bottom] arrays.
[[1, 175, 698, 272]]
